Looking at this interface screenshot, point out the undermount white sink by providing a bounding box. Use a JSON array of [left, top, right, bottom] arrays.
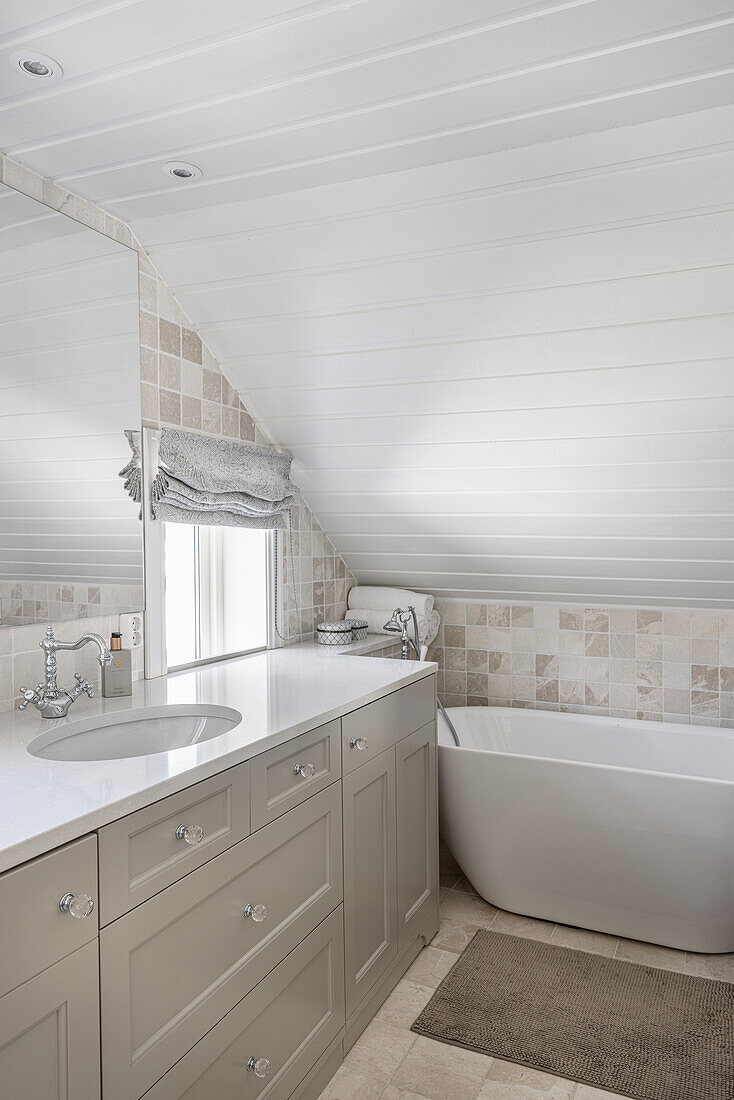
[[28, 705, 242, 762]]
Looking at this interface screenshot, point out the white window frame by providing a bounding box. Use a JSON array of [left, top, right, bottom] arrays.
[[142, 427, 277, 678]]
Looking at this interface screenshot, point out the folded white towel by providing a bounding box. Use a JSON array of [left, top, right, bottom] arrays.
[[346, 607, 440, 648], [347, 585, 434, 620]]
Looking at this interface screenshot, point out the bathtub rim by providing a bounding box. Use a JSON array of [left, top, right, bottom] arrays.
[[437, 705, 734, 788]]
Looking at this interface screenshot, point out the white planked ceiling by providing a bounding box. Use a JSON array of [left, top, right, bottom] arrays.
[[1, 0, 733, 606]]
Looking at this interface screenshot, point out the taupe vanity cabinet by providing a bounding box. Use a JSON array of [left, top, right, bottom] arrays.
[[0, 673, 437, 1100]]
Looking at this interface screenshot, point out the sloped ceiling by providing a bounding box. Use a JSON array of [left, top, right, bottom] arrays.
[[1, 0, 733, 607]]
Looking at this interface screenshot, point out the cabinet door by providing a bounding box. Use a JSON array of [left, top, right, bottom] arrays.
[[0, 940, 100, 1100], [343, 747, 397, 1017], [101, 784, 342, 1100], [396, 723, 438, 952]]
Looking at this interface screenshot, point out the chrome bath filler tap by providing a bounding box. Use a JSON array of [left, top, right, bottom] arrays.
[[383, 605, 460, 746], [19, 625, 112, 719]]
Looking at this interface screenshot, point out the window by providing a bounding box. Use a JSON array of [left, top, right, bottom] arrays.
[[164, 523, 269, 670]]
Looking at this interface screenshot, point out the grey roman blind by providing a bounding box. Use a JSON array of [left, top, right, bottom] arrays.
[[122, 428, 295, 528]]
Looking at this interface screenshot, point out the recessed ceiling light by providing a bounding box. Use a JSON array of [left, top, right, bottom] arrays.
[[10, 48, 63, 81], [163, 161, 202, 181]]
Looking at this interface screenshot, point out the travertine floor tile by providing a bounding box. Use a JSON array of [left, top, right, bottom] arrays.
[[379, 1087, 436, 1100], [491, 910, 556, 943], [551, 924, 618, 957], [683, 950, 734, 982], [614, 937, 686, 971], [439, 886, 498, 927], [478, 1058, 575, 1098], [391, 1035, 493, 1100], [452, 874, 480, 897], [375, 979, 434, 1029], [431, 917, 485, 954], [342, 1020, 416, 1082], [318, 1066, 385, 1098], [404, 945, 457, 988]]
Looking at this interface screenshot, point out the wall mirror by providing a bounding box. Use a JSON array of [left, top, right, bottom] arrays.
[[0, 181, 143, 628]]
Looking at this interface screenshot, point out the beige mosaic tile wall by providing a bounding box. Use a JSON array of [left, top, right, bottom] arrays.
[[0, 154, 354, 711], [427, 599, 734, 727], [0, 582, 144, 627]]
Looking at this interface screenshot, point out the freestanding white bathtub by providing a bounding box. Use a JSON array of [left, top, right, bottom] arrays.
[[438, 706, 734, 953]]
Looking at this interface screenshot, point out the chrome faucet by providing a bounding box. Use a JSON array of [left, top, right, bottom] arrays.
[[383, 606, 421, 661], [19, 626, 112, 719]]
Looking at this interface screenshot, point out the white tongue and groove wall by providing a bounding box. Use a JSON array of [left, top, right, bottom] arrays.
[[1, 0, 733, 720]]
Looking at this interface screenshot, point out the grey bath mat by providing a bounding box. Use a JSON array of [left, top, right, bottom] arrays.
[[411, 931, 734, 1100]]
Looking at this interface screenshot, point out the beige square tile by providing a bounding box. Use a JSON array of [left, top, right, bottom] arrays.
[[318, 1067, 384, 1099], [558, 631, 583, 655], [487, 605, 510, 626], [691, 638, 718, 664], [490, 910, 555, 942], [663, 635, 688, 661], [404, 946, 459, 989], [479, 1059, 575, 1098], [663, 661, 690, 688], [609, 658, 635, 684], [636, 661, 662, 687], [690, 664, 718, 691], [584, 608, 609, 632], [609, 608, 635, 633], [343, 1020, 416, 1082], [585, 633, 609, 657], [691, 612, 719, 638], [375, 979, 435, 1029], [559, 609, 583, 630], [466, 603, 487, 627], [431, 917, 485, 955], [558, 654, 583, 679], [614, 938, 686, 971], [636, 610, 662, 635], [534, 605, 559, 630], [511, 628, 535, 652], [551, 925, 618, 956], [609, 633, 635, 659], [488, 628, 510, 652], [466, 626, 489, 649], [391, 1035, 492, 1100], [683, 951, 734, 982], [636, 634, 662, 660], [664, 610, 690, 636], [512, 652, 535, 676], [512, 606, 534, 628], [439, 887, 498, 928], [534, 628, 558, 653]]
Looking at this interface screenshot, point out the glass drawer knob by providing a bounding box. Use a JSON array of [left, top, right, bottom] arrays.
[[176, 823, 204, 845], [293, 762, 316, 779], [349, 737, 369, 751], [59, 893, 94, 919], [244, 903, 268, 922], [247, 1057, 271, 1078]]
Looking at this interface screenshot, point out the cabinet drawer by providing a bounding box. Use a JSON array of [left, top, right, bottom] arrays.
[[0, 834, 98, 997], [342, 675, 436, 775], [101, 783, 343, 1100], [0, 940, 100, 1100], [250, 720, 340, 829], [98, 761, 251, 924], [143, 908, 345, 1100]]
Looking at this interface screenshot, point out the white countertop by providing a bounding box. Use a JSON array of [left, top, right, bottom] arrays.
[[0, 638, 434, 873]]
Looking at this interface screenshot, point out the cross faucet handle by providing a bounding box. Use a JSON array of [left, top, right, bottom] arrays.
[[18, 684, 44, 711], [73, 674, 95, 699]]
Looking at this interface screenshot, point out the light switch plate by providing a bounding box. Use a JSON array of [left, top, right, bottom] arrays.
[[119, 612, 143, 649]]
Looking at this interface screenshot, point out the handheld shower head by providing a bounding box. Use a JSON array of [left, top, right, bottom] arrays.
[[383, 608, 404, 633]]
